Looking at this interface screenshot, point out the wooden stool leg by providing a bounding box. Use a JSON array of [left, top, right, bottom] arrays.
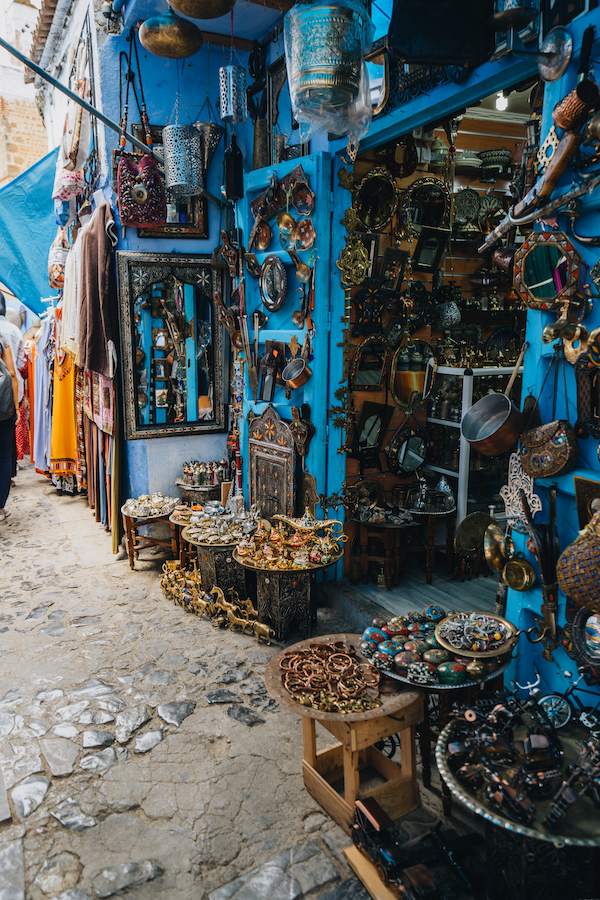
[[170, 522, 178, 559], [426, 515, 435, 585], [360, 524, 369, 585], [384, 532, 393, 591], [343, 744, 360, 808], [124, 515, 135, 569], [446, 511, 455, 574], [302, 718, 317, 768]]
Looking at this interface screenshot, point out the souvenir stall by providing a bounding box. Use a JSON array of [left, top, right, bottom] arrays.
[[11, 0, 600, 893]]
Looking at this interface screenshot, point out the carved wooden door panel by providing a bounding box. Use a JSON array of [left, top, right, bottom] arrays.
[[248, 405, 296, 519]]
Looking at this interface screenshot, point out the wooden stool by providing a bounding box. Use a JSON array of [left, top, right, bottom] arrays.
[[352, 520, 420, 591], [265, 634, 425, 835], [168, 516, 192, 568], [121, 509, 173, 570]]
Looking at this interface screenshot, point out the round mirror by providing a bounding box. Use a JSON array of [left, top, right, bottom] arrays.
[[571, 606, 600, 668], [349, 336, 391, 392], [365, 49, 389, 117], [403, 177, 449, 236], [386, 425, 430, 474], [259, 255, 288, 312], [354, 167, 399, 232], [390, 340, 437, 408], [523, 244, 568, 302]]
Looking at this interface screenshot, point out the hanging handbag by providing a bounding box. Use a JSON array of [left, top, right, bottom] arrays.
[[48, 227, 69, 289], [519, 347, 579, 478], [116, 34, 166, 229]]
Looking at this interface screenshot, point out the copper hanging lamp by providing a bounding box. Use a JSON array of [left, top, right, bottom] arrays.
[[139, 6, 203, 59]]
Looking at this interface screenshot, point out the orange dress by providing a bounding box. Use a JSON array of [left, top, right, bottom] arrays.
[[49, 312, 78, 476]]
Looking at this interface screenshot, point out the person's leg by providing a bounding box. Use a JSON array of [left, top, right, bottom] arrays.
[[0, 414, 16, 513]]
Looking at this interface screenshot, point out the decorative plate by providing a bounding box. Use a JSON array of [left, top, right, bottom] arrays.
[[454, 187, 480, 224], [295, 218, 315, 251]]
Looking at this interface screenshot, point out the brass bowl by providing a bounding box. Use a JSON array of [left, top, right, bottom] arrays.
[[483, 523, 514, 572], [169, 0, 234, 18], [502, 556, 536, 591], [435, 611, 518, 659]]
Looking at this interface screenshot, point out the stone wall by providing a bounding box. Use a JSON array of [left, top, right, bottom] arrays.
[[0, 94, 47, 185]]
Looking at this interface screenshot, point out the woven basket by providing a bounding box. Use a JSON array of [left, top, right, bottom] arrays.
[[557, 512, 600, 613]]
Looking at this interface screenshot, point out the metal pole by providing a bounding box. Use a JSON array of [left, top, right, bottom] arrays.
[[0, 33, 223, 207]]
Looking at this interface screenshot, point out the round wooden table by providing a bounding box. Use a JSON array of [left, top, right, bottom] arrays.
[[265, 634, 425, 834], [234, 550, 342, 642]]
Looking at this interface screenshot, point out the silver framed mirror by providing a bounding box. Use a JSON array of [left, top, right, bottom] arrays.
[[260, 254, 288, 312], [117, 252, 226, 440], [402, 176, 450, 237], [349, 336, 391, 392]]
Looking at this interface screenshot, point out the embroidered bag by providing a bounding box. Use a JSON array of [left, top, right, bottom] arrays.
[[519, 347, 579, 478], [116, 32, 166, 229]]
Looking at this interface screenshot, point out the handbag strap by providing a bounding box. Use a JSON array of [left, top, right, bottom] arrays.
[[525, 344, 569, 428], [119, 29, 153, 152]]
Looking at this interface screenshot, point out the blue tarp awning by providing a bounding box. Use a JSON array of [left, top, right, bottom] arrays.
[[0, 147, 59, 316]]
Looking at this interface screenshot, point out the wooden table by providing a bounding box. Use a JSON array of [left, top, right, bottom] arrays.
[[265, 634, 425, 835], [235, 551, 341, 642], [351, 518, 421, 591], [410, 506, 456, 584], [169, 515, 193, 567], [121, 508, 174, 570]]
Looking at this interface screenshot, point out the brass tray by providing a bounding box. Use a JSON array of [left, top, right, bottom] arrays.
[[377, 655, 511, 691], [454, 512, 495, 556], [233, 548, 342, 573]]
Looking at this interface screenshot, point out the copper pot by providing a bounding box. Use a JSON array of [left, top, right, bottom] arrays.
[[552, 80, 600, 131], [492, 244, 517, 276], [461, 343, 528, 456], [139, 7, 203, 59], [282, 358, 312, 389]]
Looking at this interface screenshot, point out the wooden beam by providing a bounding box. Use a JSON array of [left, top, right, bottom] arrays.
[[201, 30, 254, 52]]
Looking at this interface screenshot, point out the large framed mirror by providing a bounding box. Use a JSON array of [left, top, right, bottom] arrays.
[[390, 340, 437, 408], [513, 231, 581, 311], [571, 606, 600, 672], [117, 252, 226, 439], [349, 336, 391, 392], [386, 421, 431, 474], [402, 176, 450, 237]]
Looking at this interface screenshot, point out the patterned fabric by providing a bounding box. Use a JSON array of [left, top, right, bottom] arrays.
[[75, 367, 87, 491], [15, 399, 30, 460], [83, 370, 115, 436]]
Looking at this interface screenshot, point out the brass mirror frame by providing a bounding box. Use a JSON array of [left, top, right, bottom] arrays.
[[354, 167, 399, 232], [386, 421, 431, 475], [513, 230, 582, 312], [349, 335, 391, 393], [117, 251, 226, 440], [365, 46, 390, 117], [390, 339, 437, 408], [402, 176, 450, 237]]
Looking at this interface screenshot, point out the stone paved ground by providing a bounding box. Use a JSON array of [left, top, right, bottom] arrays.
[[0, 464, 377, 900]]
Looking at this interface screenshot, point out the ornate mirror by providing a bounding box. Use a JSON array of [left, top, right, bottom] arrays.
[[117, 252, 225, 440], [386, 422, 431, 474], [570, 606, 600, 671], [412, 226, 451, 273], [354, 167, 399, 232], [350, 401, 393, 470], [390, 340, 437, 408], [260, 254, 288, 312], [402, 176, 450, 237], [513, 231, 581, 311], [349, 336, 391, 392]]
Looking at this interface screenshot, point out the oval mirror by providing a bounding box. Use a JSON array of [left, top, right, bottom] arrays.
[[571, 606, 600, 668], [349, 336, 391, 392], [354, 167, 399, 232], [365, 48, 389, 117], [402, 177, 449, 236], [259, 254, 288, 312], [386, 425, 430, 474], [390, 340, 437, 408], [513, 230, 581, 311]]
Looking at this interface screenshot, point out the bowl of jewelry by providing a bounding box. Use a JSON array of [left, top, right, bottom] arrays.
[[122, 493, 178, 518], [435, 611, 517, 659]]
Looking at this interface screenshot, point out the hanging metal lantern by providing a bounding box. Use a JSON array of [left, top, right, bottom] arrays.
[[284, 1, 369, 109], [193, 121, 224, 173], [139, 7, 203, 59], [163, 123, 203, 197], [219, 65, 247, 124]]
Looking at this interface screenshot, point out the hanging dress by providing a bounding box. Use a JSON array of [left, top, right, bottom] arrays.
[[49, 308, 78, 478]]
